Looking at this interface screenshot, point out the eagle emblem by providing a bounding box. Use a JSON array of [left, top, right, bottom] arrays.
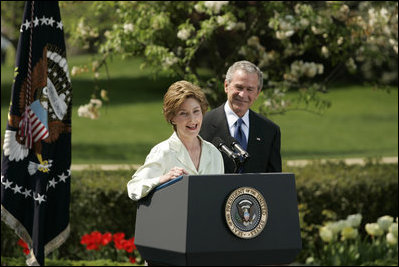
[[225, 187, 268, 239], [237, 199, 256, 226]]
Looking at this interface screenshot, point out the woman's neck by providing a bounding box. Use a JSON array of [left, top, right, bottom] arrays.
[[178, 134, 200, 152]]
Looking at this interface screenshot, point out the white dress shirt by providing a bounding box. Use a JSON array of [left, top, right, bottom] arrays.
[[127, 132, 224, 201], [224, 101, 249, 143]]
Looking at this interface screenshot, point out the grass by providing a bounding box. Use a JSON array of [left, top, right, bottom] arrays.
[[1, 54, 398, 164], [270, 85, 398, 160]]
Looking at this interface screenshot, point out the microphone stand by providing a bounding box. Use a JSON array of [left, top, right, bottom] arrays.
[[234, 154, 249, 173], [233, 156, 241, 174]]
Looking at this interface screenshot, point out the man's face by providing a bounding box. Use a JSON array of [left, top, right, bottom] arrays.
[[224, 69, 261, 117]]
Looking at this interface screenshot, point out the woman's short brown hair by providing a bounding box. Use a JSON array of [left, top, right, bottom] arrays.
[[163, 80, 208, 129]]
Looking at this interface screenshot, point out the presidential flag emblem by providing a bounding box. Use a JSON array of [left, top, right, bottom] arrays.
[[1, 2, 71, 265], [225, 187, 268, 239]]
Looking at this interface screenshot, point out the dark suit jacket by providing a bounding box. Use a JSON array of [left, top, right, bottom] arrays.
[[199, 104, 282, 173]]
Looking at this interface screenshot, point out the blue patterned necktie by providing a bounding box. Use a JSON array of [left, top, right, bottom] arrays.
[[234, 118, 247, 150]]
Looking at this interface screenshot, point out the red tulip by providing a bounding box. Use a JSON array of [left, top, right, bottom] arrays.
[[102, 232, 112, 246], [17, 239, 30, 255]]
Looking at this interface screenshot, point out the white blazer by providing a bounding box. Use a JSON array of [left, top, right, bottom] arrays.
[[127, 132, 224, 201]]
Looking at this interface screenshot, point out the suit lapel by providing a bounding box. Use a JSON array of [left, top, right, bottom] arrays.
[[208, 105, 236, 173], [211, 105, 230, 139], [247, 110, 262, 153]]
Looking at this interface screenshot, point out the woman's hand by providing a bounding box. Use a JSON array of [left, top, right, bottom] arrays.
[[159, 167, 188, 184]]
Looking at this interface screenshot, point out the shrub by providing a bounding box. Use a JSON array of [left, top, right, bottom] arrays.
[[289, 160, 398, 263], [1, 161, 397, 264]]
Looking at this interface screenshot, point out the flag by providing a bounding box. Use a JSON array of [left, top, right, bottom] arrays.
[[1, 1, 72, 265]]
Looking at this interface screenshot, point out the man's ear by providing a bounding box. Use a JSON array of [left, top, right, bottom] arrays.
[[224, 80, 229, 93]]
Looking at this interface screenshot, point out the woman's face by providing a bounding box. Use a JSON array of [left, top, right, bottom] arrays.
[[172, 97, 203, 140]]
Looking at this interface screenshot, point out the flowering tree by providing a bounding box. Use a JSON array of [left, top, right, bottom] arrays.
[[3, 1, 398, 117], [68, 1, 397, 118]]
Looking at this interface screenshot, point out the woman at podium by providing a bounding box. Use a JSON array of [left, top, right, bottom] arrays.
[[127, 80, 224, 201]]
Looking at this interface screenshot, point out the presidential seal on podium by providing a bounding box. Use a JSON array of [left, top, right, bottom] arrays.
[[225, 187, 268, 239]]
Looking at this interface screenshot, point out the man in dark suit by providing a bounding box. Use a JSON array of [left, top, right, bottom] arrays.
[[200, 60, 282, 173]]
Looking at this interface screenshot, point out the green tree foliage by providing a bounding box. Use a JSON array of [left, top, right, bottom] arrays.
[[0, 1, 25, 48], [68, 1, 398, 116], [2, 1, 398, 117]]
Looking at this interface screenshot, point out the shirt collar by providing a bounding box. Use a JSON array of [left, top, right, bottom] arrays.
[[169, 131, 205, 174], [169, 131, 204, 151], [224, 101, 249, 128]]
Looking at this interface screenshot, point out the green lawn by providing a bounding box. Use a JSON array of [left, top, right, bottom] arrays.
[[1, 55, 398, 164], [271, 86, 398, 160]]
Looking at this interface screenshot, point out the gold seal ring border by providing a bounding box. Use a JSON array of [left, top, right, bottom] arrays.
[[225, 187, 268, 239]]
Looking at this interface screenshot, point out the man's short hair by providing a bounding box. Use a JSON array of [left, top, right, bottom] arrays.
[[225, 60, 263, 91]]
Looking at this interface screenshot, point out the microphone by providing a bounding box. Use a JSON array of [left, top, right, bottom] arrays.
[[212, 137, 239, 160], [226, 136, 250, 159]]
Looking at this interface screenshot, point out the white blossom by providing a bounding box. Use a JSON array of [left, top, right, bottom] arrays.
[[220, 19, 246, 31], [337, 36, 344, 45], [287, 60, 324, 81], [299, 18, 309, 28], [346, 214, 362, 228], [333, 4, 350, 21], [389, 38, 398, 54], [319, 225, 334, 242], [123, 23, 134, 33], [285, 30, 295, 38], [346, 58, 357, 72], [328, 220, 351, 235], [259, 51, 276, 68], [104, 30, 111, 39], [90, 98, 102, 108], [177, 28, 191, 40], [386, 232, 398, 245], [76, 19, 88, 36], [321, 46, 329, 58], [216, 15, 228, 26], [77, 99, 102, 119], [311, 26, 322, 35], [305, 257, 315, 265], [341, 227, 358, 240], [204, 1, 229, 14], [365, 223, 384, 236], [162, 55, 178, 68], [389, 223, 398, 238], [71, 66, 79, 76], [194, 3, 205, 13], [377, 215, 394, 231]]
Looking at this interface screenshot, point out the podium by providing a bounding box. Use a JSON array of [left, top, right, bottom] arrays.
[[134, 173, 302, 266]]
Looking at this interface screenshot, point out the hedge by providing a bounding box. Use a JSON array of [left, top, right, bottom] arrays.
[[1, 160, 397, 262]]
